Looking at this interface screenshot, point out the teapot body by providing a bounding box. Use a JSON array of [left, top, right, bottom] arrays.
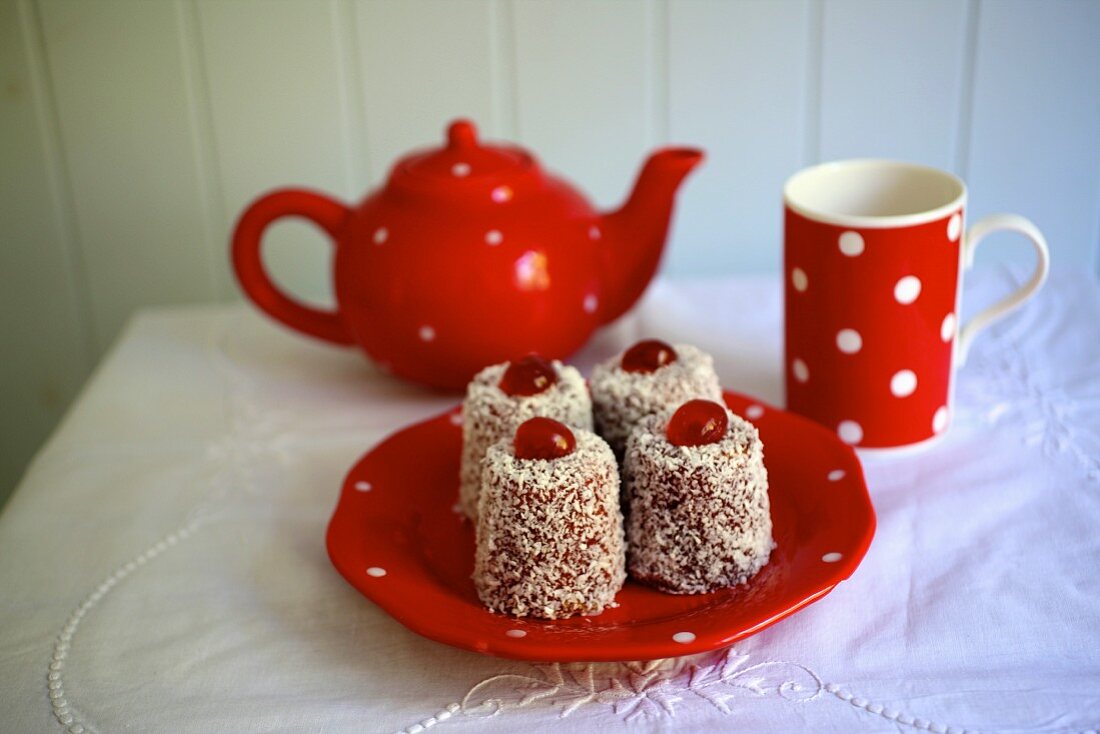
[[230, 120, 702, 391], [333, 176, 604, 389]]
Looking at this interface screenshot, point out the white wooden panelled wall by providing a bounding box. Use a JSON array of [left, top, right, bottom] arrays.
[[3, 0, 1100, 499]]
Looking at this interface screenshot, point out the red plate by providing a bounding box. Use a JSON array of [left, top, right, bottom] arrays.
[[326, 391, 875, 662]]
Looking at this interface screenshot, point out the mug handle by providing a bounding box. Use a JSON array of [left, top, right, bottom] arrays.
[[231, 188, 355, 345], [956, 214, 1049, 366]]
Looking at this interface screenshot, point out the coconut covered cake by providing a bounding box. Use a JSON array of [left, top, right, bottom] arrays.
[[589, 340, 722, 458], [473, 418, 625, 619], [624, 399, 774, 594], [459, 355, 592, 520]]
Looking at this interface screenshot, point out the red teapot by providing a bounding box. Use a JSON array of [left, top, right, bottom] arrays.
[[232, 120, 702, 390]]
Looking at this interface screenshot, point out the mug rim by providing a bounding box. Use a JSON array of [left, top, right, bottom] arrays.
[[783, 159, 967, 229]]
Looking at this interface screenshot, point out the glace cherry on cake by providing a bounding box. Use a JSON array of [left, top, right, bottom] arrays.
[[624, 399, 774, 594], [474, 418, 626, 619], [589, 340, 722, 458], [459, 355, 592, 519]]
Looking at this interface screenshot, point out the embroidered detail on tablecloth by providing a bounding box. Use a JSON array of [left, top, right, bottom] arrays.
[[393, 648, 1016, 734], [456, 650, 822, 722], [46, 517, 208, 734], [961, 268, 1100, 483], [43, 317, 292, 734]]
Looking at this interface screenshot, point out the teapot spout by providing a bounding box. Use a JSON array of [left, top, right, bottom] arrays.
[[597, 147, 703, 324]]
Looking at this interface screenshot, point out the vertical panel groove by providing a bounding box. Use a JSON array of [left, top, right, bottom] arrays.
[[488, 0, 515, 137], [647, 0, 669, 145], [334, 0, 370, 189], [177, 0, 229, 300], [802, 0, 824, 166], [501, 0, 520, 138], [1094, 204, 1100, 276], [955, 0, 980, 179], [23, 0, 98, 361], [963, 1, 1100, 271]]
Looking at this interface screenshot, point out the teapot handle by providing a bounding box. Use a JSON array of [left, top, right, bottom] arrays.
[[231, 189, 354, 345]]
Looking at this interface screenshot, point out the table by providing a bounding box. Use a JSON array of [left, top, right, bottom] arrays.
[[2, 268, 1099, 734]]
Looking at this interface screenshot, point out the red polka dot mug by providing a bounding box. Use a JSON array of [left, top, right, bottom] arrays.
[[783, 160, 1049, 451]]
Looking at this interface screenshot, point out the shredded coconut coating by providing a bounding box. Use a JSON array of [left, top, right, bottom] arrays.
[[474, 431, 626, 619], [460, 361, 593, 520], [624, 410, 774, 594], [589, 344, 722, 458]]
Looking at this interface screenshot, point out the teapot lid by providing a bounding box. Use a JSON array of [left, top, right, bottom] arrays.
[[399, 120, 534, 182]]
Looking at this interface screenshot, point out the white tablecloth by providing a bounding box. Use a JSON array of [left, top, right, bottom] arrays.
[[2, 268, 1099, 734]]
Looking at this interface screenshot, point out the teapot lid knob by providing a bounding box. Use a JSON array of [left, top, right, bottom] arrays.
[[447, 120, 478, 149], [395, 118, 531, 183]]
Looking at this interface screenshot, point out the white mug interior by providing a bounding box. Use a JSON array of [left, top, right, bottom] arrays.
[[784, 159, 966, 228]]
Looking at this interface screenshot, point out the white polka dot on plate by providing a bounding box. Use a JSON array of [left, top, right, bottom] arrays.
[[792, 358, 809, 383], [491, 186, 513, 203], [418, 325, 436, 342], [354, 481, 372, 492], [449, 411, 464, 426], [822, 552, 843, 563], [838, 420, 863, 445], [589, 225, 601, 240], [745, 404, 764, 420], [894, 275, 922, 304], [452, 162, 471, 177], [827, 469, 846, 482], [366, 567, 386, 577], [505, 629, 526, 638], [485, 230, 503, 245], [839, 231, 864, 256], [890, 369, 917, 397], [372, 227, 388, 245], [791, 267, 808, 292], [451, 502, 463, 514], [941, 313, 956, 342], [836, 328, 862, 354], [583, 294, 599, 314], [672, 632, 696, 644], [948, 213, 962, 242], [933, 406, 949, 433]]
